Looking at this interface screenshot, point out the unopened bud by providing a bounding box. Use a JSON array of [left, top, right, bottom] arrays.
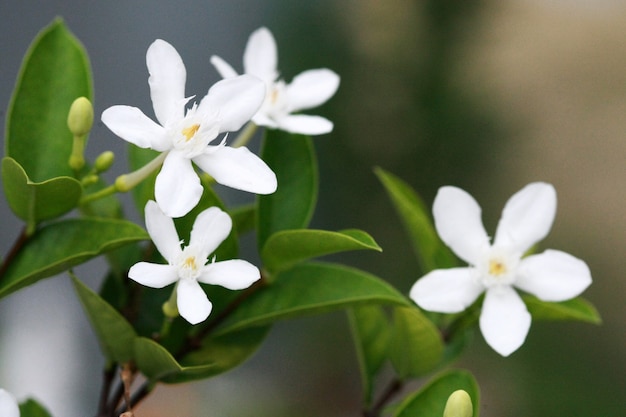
[[81, 174, 99, 187], [94, 151, 115, 173], [162, 298, 179, 319], [443, 390, 473, 417], [67, 97, 94, 137]]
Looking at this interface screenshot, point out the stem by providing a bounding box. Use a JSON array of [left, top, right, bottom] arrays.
[[230, 121, 259, 148], [96, 365, 116, 417], [0, 227, 28, 280], [364, 378, 403, 417]]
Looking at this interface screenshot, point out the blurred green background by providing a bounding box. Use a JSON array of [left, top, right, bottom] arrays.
[[0, 1, 624, 416]]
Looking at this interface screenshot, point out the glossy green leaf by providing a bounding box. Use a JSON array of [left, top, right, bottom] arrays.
[[524, 295, 601, 324], [165, 325, 270, 383], [217, 262, 409, 335], [229, 203, 256, 235], [261, 228, 382, 273], [71, 275, 137, 362], [389, 306, 444, 379], [257, 130, 318, 250], [19, 399, 53, 417], [6, 18, 92, 182], [348, 305, 391, 406], [375, 167, 456, 272], [133, 337, 215, 382], [2, 157, 82, 225], [394, 369, 480, 417], [0, 218, 148, 298]]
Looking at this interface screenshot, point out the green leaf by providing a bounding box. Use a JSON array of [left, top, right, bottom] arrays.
[[375, 167, 457, 272], [389, 306, 444, 379], [133, 337, 215, 382], [229, 203, 256, 235], [257, 130, 318, 250], [19, 399, 53, 417], [71, 275, 137, 362], [524, 295, 601, 324], [348, 305, 391, 406], [128, 146, 159, 216], [6, 18, 92, 182], [217, 262, 409, 335], [394, 369, 480, 417], [0, 218, 148, 299], [166, 325, 270, 383], [2, 157, 82, 226], [261, 228, 382, 273]]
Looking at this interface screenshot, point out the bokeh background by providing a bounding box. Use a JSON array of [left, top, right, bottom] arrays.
[[1, 1, 624, 416]]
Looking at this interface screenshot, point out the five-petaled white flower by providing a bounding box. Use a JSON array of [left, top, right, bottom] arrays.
[[0, 389, 20, 417], [410, 182, 592, 356], [102, 39, 277, 218], [129, 201, 261, 325], [211, 27, 340, 135]]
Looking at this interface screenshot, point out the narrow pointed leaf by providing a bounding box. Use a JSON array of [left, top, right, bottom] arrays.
[[71, 275, 137, 362], [164, 325, 270, 383], [257, 130, 318, 250], [375, 168, 456, 272], [216, 262, 409, 335], [2, 157, 82, 226], [0, 218, 148, 298], [19, 399, 53, 417], [348, 305, 391, 406], [134, 337, 215, 382], [389, 306, 444, 379], [523, 295, 601, 324], [6, 18, 92, 181], [261, 228, 382, 273], [394, 369, 480, 417]]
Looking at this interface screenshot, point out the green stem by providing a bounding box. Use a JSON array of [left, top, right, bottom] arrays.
[[231, 121, 259, 148], [80, 151, 167, 205]]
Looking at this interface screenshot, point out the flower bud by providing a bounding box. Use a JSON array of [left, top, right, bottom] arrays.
[[443, 390, 473, 417], [94, 151, 115, 173], [67, 97, 94, 136], [162, 298, 179, 319]]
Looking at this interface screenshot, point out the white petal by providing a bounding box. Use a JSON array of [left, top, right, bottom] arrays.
[[433, 186, 490, 265], [144, 200, 182, 263], [128, 262, 179, 288], [516, 249, 592, 301], [155, 152, 203, 218], [199, 259, 260, 290], [252, 112, 278, 128], [0, 389, 20, 417], [193, 146, 277, 194], [197, 75, 265, 133], [409, 268, 484, 313], [494, 182, 556, 253], [480, 286, 531, 356], [243, 27, 278, 82], [189, 207, 232, 257], [286, 69, 340, 112], [147, 39, 186, 125], [101, 106, 169, 150], [177, 279, 212, 325], [210, 55, 239, 78], [276, 114, 334, 135]]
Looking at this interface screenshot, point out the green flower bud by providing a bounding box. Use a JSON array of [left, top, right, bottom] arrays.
[[162, 298, 179, 319], [443, 390, 473, 417], [81, 174, 99, 187], [67, 97, 94, 136], [94, 151, 115, 173]]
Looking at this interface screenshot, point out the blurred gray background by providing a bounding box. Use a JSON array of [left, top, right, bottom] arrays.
[[1, 1, 624, 416]]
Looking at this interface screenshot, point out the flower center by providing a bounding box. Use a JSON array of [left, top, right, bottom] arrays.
[[176, 246, 206, 281], [488, 259, 507, 276], [476, 247, 519, 288], [181, 123, 200, 142]]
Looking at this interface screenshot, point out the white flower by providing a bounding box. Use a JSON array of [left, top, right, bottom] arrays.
[[211, 27, 340, 135], [410, 182, 592, 356], [102, 39, 277, 218], [129, 201, 261, 325], [0, 389, 20, 417]]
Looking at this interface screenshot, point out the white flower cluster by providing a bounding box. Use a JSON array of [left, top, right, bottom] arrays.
[[102, 28, 339, 324]]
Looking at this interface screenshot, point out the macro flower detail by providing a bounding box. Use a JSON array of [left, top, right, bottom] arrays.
[[0, 389, 20, 417], [128, 201, 261, 325], [211, 27, 340, 135], [102, 39, 277, 218], [410, 182, 592, 356]]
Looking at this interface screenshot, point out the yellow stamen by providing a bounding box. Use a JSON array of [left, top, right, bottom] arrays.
[[183, 256, 197, 271], [181, 124, 200, 141], [489, 259, 507, 276]]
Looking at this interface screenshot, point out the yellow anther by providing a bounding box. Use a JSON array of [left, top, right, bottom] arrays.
[[489, 259, 507, 276], [183, 256, 197, 271], [181, 124, 200, 141]]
